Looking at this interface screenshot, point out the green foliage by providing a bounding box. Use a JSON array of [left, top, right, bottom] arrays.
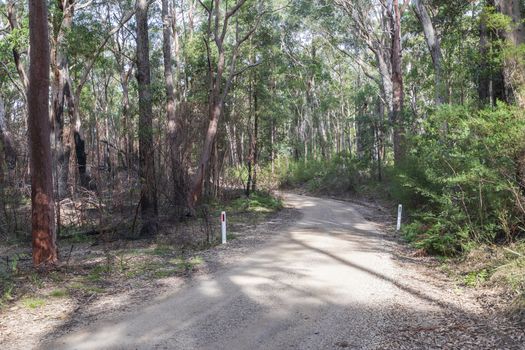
[[229, 191, 283, 213], [464, 268, 490, 287], [49, 289, 68, 298], [398, 104, 525, 255], [21, 297, 45, 309], [280, 153, 371, 194], [483, 6, 513, 32]]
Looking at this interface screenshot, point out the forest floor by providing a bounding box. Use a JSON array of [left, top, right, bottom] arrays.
[[0, 191, 286, 349], [1, 192, 524, 349]]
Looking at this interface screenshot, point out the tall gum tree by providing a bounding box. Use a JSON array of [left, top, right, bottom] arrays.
[[162, 0, 186, 211], [390, 0, 407, 164], [28, 0, 58, 267], [135, 0, 158, 235]]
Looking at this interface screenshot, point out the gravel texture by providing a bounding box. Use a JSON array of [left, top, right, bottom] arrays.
[[5, 193, 525, 349]]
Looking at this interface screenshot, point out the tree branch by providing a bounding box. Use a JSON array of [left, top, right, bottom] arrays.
[[75, 8, 136, 97]]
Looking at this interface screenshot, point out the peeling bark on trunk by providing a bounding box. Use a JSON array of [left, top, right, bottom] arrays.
[[136, 0, 158, 236], [28, 0, 57, 267]]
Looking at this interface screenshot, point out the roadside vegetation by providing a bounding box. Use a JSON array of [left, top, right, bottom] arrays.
[[277, 103, 525, 319], [0, 190, 282, 311]]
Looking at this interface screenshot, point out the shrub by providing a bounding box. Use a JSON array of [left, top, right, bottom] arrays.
[[399, 103, 525, 254]]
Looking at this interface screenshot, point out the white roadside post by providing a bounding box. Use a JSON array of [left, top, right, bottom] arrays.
[[221, 211, 227, 244], [396, 204, 402, 231]]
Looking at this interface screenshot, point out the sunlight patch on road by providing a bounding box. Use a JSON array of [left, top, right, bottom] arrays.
[[197, 279, 224, 298]]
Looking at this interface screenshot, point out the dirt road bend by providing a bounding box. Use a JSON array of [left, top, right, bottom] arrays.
[[43, 193, 522, 349]]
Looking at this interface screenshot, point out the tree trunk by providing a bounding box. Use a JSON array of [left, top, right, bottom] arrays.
[[120, 66, 133, 168], [371, 47, 394, 119], [391, 0, 406, 164], [50, 0, 74, 199], [479, 1, 508, 105], [68, 94, 89, 189], [162, 0, 186, 211], [270, 118, 275, 174], [246, 72, 254, 196], [170, 0, 183, 100], [136, 0, 158, 236], [190, 100, 222, 207], [495, 0, 525, 107], [252, 87, 259, 193], [28, 0, 57, 267], [412, 0, 445, 105]]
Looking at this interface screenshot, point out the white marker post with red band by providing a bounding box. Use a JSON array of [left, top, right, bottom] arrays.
[[396, 204, 402, 231], [221, 211, 227, 244]]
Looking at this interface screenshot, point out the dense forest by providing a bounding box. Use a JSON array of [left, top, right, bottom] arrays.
[[1, 1, 525, 346], [0, 0, 524, 271]]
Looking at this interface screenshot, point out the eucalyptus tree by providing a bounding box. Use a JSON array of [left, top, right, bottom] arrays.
[[135, 0, 158, 235], [162, 0, 186, 210], [390, 0, 406, 163], [188, 0, 262, 208], [28, 0, 57, 266]]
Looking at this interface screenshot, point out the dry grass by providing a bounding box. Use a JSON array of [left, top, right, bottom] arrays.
[[440, 241, 525, 323]]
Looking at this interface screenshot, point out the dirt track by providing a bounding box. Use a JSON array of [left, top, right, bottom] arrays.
[[42, 193, 524, 349]]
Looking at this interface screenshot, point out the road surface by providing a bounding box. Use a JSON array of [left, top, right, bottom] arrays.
[[42, 193, 454, 349]]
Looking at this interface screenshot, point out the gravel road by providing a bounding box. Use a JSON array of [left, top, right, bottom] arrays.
[[43, 193, 524, 350]]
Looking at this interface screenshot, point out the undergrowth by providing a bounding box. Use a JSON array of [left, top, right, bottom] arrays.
[[0, 190, 284, 312]]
